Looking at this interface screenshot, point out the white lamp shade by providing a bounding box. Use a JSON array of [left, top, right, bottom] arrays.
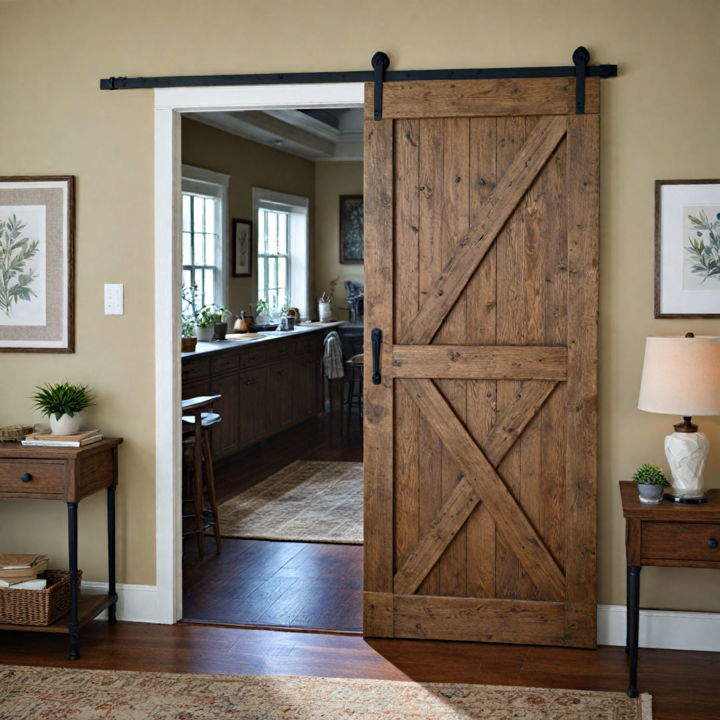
[[638, 336, 720, 416]]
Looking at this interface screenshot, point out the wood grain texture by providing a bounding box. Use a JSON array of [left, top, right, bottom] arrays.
[[362, 117, 395, 619], [563, 115, 599, 638], [391, 345, 567, 380], [403, 379, 565, 601], [375, 78, 599, 119], [400, 115, 567, 345]]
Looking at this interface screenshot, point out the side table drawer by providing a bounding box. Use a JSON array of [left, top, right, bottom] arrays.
[[643, 521, 720, 562], [0, 460, 66, 496]]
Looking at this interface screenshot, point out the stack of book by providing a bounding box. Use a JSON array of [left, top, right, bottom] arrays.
[[0, 554, 49, 590], [21, 429, 103, 448]]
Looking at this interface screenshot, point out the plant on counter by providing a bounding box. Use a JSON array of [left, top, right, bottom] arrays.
[[318, 277, 339, 304], [631, 463, 670, 486], [195, 304, 230, 328], [181, 283, 200, 337]]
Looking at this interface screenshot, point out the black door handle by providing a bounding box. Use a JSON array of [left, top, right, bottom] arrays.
[[371, 328, 382, 385]]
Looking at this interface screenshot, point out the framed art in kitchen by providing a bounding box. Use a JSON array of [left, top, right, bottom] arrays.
[[0, 176, 75, 352], [232, 218, 252, 277], [655, 179, 720, 318], [339, 195, 363, 264]]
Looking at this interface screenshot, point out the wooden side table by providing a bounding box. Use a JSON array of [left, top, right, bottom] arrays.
[[0, 438, 123, 659], [619, 481, 720, 697]]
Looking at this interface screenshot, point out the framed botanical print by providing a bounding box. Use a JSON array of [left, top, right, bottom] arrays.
[[655, 179, 720, 318], [339, 195, 364, 264], [232, 218, 252, 277], [0, 176, 75, 352]]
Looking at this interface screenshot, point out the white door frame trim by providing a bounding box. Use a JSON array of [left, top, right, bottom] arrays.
[[153, 82, 365, 623]]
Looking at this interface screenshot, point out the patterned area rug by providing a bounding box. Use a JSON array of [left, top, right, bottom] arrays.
[[0, 666, 651, 719], [216, 460, 363, 544]]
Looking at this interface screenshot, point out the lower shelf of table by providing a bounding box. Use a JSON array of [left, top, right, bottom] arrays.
[[0, 594, 113, 634]]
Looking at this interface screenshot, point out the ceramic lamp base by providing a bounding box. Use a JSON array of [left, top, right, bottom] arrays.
[[664, 429, 709, 502]]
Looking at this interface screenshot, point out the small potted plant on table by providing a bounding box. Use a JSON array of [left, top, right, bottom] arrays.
[[31, 381, 95, 435], [632, 463, 670, 505]]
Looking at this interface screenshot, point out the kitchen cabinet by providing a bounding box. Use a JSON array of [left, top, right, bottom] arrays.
[[181, 329, 324, 461]]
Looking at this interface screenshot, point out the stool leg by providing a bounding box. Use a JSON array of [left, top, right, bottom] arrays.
[[201, 428, 222, 554], [193, 421, 205, 559]]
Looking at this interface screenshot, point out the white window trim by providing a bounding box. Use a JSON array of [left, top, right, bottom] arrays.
[[252, 187, 310, 320], [181, 164, 230, 308]]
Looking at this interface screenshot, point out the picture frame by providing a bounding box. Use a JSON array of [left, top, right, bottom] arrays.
[[339, 195, 364, 264], [655, 179, 720, 318], [232, 218, 252, 277], [0, 176, 75, 353]]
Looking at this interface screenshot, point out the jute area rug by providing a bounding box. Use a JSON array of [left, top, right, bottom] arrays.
[[216, 460, 363, 544], [0, 665, 651, 719]]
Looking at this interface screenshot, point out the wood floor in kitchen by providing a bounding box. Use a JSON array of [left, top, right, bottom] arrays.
[[182, 407, 363, 632]]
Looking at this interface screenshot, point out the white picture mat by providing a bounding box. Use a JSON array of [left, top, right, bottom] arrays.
[[659, 182, 720, 315]]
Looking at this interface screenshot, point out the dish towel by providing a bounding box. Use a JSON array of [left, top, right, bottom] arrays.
[[323, 331, 345, 380]]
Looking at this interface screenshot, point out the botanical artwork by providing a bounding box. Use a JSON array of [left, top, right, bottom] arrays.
[[655, 179, 720, 318], [683, 205, 720, 289], [0, 210, 43, 321], [232, 219, 252, 277], [0, 176, 74, 352], [339, 195, 364, 264]]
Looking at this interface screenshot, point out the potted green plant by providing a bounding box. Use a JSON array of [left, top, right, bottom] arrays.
[[195, 304, 230, 341], [632, 463, 670, 505], [31, 381, 95, 435], [181, 283, 199, 351]]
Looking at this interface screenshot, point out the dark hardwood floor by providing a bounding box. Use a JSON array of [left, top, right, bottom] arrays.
[[182, 406, 363, 631], [0, 622, 717, 719]]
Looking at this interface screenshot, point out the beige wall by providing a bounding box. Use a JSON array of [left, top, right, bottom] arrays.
[[1, 0, 719, 613], [181, 118, 315, 317], [314, 162, 364, 318]]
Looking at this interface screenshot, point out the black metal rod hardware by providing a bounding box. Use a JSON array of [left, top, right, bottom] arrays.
[[372, 51, 390, 120], [573, 46, 590, 114], [99, 49, 616, 91], [371, 328, 382, 385]]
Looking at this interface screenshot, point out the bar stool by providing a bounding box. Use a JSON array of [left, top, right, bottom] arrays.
[[345, 353, 364, 420], [181, 395, 222, 558]]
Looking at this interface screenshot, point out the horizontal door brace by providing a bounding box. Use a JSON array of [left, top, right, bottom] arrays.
[[99, 48, 617, 92]]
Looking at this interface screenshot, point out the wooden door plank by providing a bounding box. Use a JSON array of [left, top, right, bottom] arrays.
[[393, 119, 421, 572], [391, 345, 567, 380], [466, 116, 498, 599], [404, 378, 565, 600], [563, 114, 599, 644], [417, 119, 445, 596], [363, 118, 395, 625], [400, 115, 567, 345], [393, 381, 558, 596], [436, 117, 470, 598], [393, 594, 596, 647], [374, 78, 599, 119]]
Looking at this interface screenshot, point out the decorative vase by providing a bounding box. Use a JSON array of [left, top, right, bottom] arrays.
[[50, 413, 83, 436], [318, 302, 332, 323], [195, 325, 213, 342], [213, 322, 227, 341], [637, 483, 664, 505], [181, 337, 197, 352]]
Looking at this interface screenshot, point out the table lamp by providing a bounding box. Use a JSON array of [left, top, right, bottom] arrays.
[[637, 334, 720, 503]]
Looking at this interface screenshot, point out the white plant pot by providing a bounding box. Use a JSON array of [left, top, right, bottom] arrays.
[[50, 412, 83, 436], [195, 325, 213, 342], [318, 302, 332, 323]]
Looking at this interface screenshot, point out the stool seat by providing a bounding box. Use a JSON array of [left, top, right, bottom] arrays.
[[182, 394, 221, 412], [347, 353, 364, 366]]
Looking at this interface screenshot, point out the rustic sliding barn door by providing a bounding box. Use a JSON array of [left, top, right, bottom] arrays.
[[363, 77, 599, 647]]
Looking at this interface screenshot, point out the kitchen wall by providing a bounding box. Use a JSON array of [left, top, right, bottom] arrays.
[[314, 162, 364, 319], [0, 0, 719, 615], [181, 118, 316, 317]]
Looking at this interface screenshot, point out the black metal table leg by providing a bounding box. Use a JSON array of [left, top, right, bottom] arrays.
[[107, 485, 118, 624], [626, 565, 641, 698], [67, 502, 80, 660], [625, 565, 631, 653]]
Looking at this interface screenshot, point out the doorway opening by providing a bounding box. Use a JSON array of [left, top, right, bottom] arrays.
[[154, 83, 366, 630]]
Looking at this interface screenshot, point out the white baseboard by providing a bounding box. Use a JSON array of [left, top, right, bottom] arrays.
[[82, 582, 161, 624], [598, 604, 720, 652]]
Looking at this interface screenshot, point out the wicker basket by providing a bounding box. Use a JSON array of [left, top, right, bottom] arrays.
[[0, 570, 82, 626], [0, 424, 33, 443]]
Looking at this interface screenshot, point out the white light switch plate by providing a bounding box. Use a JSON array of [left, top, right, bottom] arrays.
[[104, 284, 124, 315]]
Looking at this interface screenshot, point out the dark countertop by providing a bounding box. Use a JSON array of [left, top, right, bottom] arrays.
[[182, 321, 344, 359]]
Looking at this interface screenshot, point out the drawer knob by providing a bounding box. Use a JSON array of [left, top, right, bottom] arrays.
[[20, 473, 33, 483], [708, 538, 718, 549]]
